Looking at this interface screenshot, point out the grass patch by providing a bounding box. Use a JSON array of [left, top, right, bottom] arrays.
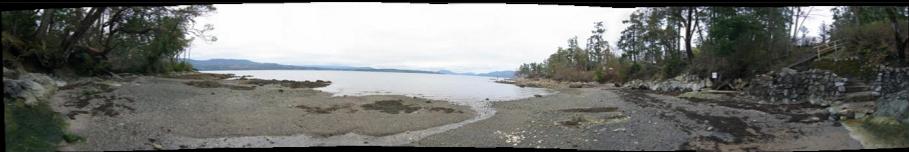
[[845, 116, 909, 148], [62, 133, 84, 143], [5, 98, 68, 152]]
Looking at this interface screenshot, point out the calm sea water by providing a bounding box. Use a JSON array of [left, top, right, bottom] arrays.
[[202, 70, 553, 104]]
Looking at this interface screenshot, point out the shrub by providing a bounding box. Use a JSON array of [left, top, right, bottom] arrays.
[[593, 69, 606, 84]]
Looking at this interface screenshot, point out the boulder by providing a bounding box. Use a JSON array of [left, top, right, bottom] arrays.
[[2, 67, 17, 78], [3, 73, 59, 106], [874, 89, 909, 124]]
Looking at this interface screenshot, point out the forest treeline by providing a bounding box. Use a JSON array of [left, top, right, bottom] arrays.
[[2, 6, 216, 76], [517, 6, 909, 84]]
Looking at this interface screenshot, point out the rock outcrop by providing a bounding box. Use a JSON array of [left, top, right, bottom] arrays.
[[874, 88, 909, 124], [3, 69, 61, 106], [623, 73, 711, 93]]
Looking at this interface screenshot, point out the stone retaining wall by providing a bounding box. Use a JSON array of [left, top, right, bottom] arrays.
[[871, 66, 909, 97], [746, 68, 847, 105]]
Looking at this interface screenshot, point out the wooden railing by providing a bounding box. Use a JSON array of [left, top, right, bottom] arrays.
[[784, 40, 845, 69], [812, 40, 842, 61]]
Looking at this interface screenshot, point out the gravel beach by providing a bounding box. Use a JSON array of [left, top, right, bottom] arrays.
[[50, 76, 475, 150], [49, 75, 865, 151]]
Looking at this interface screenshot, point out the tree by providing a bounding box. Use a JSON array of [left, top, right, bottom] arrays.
[[886, 7, 908, 64], [2, 6, 217, 75], [819, 21, 829, 43], [587, 22, 609, 68]]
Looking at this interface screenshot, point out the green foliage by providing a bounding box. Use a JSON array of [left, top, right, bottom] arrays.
[[1, 6, 216, 75], [812, 59, 875, 80], [661, 56, 687, 79], [628, 63, 641, 77], [521, 6, 906, 84], [5, 98, 67, 152], [164, 60, 195, 73], [849, 116, 909, 148], [593, 68, 606, 84], [62, 133, 84, 143]]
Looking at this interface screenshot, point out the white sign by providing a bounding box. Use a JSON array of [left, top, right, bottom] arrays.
[[711, 72, 718, 79]]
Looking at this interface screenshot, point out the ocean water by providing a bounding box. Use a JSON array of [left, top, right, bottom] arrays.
[[202, 70, 553, 104]]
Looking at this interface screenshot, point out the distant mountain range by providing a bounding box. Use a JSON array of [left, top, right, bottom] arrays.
[[188, 59, 515, 78], [437, 70, 516, 78]]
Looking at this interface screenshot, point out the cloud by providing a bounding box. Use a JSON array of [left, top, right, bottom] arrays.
[[189, 3, 831, 73]]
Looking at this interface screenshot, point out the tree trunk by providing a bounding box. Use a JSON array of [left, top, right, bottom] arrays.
[[61, 7, 106, 64], [887, 7, 906, 64], [34, 9, 55, 39], [685, 7, 695, 62]]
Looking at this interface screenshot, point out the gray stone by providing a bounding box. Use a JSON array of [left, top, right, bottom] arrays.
[[708, 131, 736, 143], [3, 73, 59, 106], [2, 67, 16, 78], [874, 89, 909, 124]]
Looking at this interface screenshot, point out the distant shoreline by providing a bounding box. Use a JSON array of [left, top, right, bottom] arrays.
[[198, 69, 516, 78]]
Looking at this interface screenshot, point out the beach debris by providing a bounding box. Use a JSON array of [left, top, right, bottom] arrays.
[[361, 100, 420, 114], [559, 107, 619, 113], [494, 130, 526, 146], [295, 103, 356, 114], [184, 80, 255, 90], [242, 79, 331, 88]]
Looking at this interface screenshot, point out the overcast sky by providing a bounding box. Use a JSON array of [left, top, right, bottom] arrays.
[[189, 3, 834, 73]]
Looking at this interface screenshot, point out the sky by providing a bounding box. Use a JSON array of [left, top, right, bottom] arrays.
[[188, 3, 834, 73]]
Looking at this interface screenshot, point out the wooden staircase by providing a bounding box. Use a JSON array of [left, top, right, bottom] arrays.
[[785, 40, 843, 69]]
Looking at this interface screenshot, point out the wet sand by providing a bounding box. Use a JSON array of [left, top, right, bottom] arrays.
[[51, 76, 475, 150]]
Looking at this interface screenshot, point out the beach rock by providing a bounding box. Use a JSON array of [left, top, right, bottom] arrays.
[[3, 73, 58, 106], [622, 73, 710, 93], [708, 131, 736, 143], [874, 89, 909, 124], [2, 67, 17, 78], [151, 143, 164, 150]]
